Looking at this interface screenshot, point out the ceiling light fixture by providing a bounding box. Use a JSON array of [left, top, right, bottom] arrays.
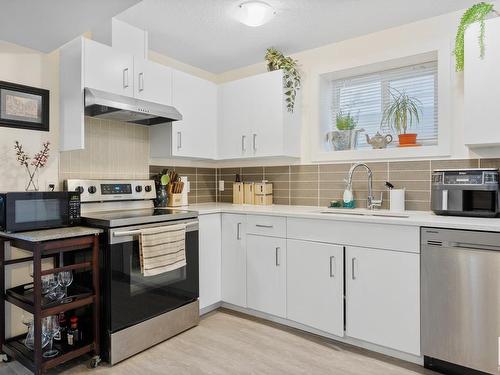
[[235, 1, 276, 27]]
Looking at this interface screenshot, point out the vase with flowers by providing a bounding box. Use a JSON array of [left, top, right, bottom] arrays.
[[14, 141, 50, 191]]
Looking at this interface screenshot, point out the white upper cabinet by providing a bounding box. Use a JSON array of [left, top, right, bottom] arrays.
[[134, 58, 172, 105], [464, 18, 500, 147], [345, 246, 420, 355], [149, 69, 218, 160], [218, 69, 301, 160], [60, 37, 174, 151], [84, 38, 134, 97], [171, 70, 217, 159]]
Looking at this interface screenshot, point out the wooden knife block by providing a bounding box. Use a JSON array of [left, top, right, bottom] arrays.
[[167, 193, 183, 207]]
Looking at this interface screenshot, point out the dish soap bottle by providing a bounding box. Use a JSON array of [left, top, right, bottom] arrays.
[[343, 181, 355, 208]]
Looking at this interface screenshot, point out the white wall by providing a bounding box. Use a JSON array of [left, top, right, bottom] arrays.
[[215, 8, 498, 166], [0, 41, 61, 337]]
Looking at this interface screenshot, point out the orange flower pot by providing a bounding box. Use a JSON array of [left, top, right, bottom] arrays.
[[398, 133, 418, 147]]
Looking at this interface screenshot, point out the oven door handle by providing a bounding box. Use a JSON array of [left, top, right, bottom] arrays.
[[113, 221, 199, 237]]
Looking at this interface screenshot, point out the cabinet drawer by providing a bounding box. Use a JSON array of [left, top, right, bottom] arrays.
[[246, 215, 286, 237], [287, 218, 419, 253]]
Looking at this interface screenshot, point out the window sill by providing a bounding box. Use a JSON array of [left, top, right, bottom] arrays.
[[311, 145, 450, 163]]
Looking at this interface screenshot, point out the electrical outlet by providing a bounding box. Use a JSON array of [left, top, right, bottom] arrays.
[[219, 180, 225, 192]]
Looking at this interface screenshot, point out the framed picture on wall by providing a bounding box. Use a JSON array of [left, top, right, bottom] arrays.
[[0, 81, 49, 131]]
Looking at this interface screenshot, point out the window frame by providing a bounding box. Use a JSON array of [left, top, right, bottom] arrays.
[[313, 50, 452, 163]]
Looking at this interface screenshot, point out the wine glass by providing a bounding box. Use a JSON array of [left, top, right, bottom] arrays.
[[24, 322, 50, 351], [57, 271, 73, 302], [41, 275, 58, 295], [42, 315, 60, 358]]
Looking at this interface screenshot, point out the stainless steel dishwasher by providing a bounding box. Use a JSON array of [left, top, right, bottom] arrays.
[[421, 227, 500, 375]]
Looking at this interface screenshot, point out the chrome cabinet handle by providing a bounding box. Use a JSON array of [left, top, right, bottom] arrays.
[[177, 132, 182, 149], [253, 134, 257, 151], [275, 247, 280, 266], [123, 68, 129, 88], [329, 256, 335, 278], [237, 222, 242, 240], [138, 72, 144, 92], [255, 224, 273, 228], [241, 135, 246, 152], [351, 257, 357, 280]]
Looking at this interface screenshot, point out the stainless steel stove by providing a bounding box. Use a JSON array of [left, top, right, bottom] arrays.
[[65, 179, 199, 365]]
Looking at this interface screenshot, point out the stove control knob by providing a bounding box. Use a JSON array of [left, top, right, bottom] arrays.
[[145, 185, 152, 193], [135, 185, 143, 193], [75, 186, 84, 194], [88, 186, 97, 194]]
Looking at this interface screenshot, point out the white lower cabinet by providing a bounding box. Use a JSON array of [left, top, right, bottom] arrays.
[[345, 246, 420, 355], [286, 239, 344, 336], [246, 235, 286, 317], [221, 214, 247, 307], [198, 214, 221, 310]]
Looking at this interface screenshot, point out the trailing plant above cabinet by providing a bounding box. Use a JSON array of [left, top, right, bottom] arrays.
[[265, 47, 301, 112], [454, 2, 497, 72]]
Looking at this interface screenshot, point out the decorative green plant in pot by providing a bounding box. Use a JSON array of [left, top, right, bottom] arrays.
[[381, 89, 422, 147], [454, 2, 497, 72], [265, 47, 301, 112], [326, 110, 364, 151]]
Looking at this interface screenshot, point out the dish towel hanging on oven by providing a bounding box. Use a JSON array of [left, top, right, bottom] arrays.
[[139, 224, 187, 277]]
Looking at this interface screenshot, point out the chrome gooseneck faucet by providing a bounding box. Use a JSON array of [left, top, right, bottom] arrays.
[[346, 162, 383, 210]]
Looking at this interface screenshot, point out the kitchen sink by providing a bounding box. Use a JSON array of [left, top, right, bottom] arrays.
[[318, 210, 409, 218]]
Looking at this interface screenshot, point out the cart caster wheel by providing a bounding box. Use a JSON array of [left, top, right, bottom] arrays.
[[0, 353, 10, 362], [88, 355, 101, 369]]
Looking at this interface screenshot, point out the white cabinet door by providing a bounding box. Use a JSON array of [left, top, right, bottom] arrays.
[[134, 58, 172, 105], [171, 70, 217, 159], [346, 246, 420, 355], [221, 214, 247, 307], [247, 69, 283, 157], [247, 235, 286, 317], [84, 38, 134, 97], [218, 80, 251, 159], [199, 214, 222, 311], [287, 239, 344, 336], [464, 18, 500, 147]]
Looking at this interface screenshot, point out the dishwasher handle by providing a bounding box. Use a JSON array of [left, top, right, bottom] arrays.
[[448, 241, 500, 252]]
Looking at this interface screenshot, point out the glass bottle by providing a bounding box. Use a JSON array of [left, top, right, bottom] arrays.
[[67, 316, 79, 347]]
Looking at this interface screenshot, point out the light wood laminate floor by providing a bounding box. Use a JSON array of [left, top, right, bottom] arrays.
[[1, 309, 437, 375]]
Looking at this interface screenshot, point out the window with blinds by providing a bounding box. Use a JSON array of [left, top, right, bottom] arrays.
[[331, 61, 438, 149]]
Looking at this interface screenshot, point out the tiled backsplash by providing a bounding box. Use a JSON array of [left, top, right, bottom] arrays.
[[215, 159, 500, 211], [60, 118, 150, 183], [149, 166, 217, 204]]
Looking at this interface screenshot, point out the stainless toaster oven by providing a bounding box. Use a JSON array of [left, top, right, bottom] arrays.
[[431, 168, 499, 217]]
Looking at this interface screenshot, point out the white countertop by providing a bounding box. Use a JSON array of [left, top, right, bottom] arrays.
[[186, 203, 500, 232]]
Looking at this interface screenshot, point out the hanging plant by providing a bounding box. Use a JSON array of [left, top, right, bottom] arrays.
[[454, 2, 497, 72], [265, 47, 301, 112]]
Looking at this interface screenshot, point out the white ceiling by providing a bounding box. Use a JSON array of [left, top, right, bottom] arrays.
[[117, 0, 476, 73], [0, 0, 140, 52]]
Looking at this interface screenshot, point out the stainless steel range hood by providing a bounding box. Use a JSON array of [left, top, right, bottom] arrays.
[[84, 88, 182, 125]]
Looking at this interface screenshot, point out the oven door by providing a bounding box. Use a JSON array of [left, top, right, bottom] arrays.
[[107, 220, 199, 333], [3, 192, 71, 232]]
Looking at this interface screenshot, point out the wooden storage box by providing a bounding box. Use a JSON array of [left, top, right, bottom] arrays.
[[244, 182, 255, 204], [255, 182, 273, 195], [233, 182, 244, 204], [255, 195, 273, 205]]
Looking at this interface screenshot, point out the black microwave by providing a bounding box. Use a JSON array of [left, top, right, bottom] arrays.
[[0, 191, 81, 233]]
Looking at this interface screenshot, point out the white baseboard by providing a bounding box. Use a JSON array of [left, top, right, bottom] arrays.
[[200, 301, 222, 316], [220, 302, 423, 366]]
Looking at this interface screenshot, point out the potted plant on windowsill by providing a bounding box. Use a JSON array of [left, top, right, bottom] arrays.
[[326, 111, 364, 151], [381, 89, 422, 147]]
